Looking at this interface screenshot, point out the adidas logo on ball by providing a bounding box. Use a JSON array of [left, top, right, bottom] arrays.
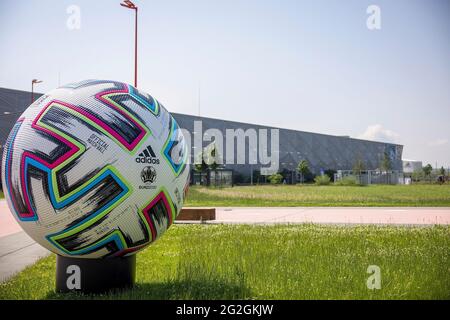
[[135, 145, 160, 164]]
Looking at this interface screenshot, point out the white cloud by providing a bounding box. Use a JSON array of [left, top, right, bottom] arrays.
[[357, 124, 400, 143], [428, 138, 448, 147]]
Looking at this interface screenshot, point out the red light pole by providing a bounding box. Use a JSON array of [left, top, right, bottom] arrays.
[[31, 79, 43, 103], [120, 0, 138, 88]]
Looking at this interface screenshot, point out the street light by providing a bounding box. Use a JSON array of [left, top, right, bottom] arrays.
[[31, 79, 43, 103], [120, 0, 138, 88]]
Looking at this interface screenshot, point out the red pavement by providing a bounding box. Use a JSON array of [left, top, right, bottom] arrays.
[[210, 207, 450, 225], [0, 200, 21, 238], [1, 200, 450, 239]]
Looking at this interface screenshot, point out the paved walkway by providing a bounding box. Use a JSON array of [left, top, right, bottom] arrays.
[[0, 200, 50, 282], [0, 199, 22, 238], [207, 207, 450, 225], [0, 232, 49, 282]]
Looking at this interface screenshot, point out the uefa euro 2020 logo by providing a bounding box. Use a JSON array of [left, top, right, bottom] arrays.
[[141, 166, 157, 184]]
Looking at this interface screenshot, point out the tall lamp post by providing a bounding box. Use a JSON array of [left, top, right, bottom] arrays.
[[120, 0, 138, 88], [31, 79, 43, 103]]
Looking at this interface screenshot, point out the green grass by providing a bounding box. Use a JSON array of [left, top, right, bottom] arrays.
[[1, 224, 449, 300], [184, 184, 450, 207], [0, 190, 3, 199]]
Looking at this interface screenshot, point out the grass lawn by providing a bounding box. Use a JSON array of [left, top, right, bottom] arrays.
[[0, 190, 3, 199], [185, 184, 450, 207], [1, 224, 448, 300]]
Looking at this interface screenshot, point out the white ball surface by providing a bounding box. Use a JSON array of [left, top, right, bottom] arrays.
[[1, 80, 189, 258]]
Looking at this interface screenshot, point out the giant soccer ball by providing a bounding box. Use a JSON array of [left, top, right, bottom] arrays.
[[1, 80, 189, 258]]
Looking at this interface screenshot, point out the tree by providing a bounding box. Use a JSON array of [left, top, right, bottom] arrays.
[[380, 152, 391, 172], [352, 157, 366, 184], [324, 169, 337, 181], [411, 169, 424, 182], [297, 160, 310, 184], [208, 145, 220, 172], [439, 166, 446, 176], [252, 170, 261, 184], [194, 150, 209, 173], [195, 144, 221, 173], [379, 152, 392, 184], [423, 164, 433, 182], [353, 158, 365, 174], [207, 145, 221, 186]]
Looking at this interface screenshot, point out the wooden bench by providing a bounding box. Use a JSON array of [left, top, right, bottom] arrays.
[[176, 208, 216, 221]]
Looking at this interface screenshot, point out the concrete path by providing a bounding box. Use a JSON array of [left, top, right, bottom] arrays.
[[0, 200, 50, 283], [199, 207, 450, 226], [0, 231, 50, 282]]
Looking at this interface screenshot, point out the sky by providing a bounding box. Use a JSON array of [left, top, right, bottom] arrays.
[[0, 0, 449, 168]]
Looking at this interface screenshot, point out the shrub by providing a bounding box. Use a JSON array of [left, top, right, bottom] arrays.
[[268, 173, 283, 184], [314, 175, 331, 185], [411, 170, 425, 182], [335, 176, 360, 186], [233, 173, 248, 185], [324, 169, 337, 181]]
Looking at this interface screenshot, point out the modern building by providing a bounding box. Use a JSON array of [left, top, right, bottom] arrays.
[[402, 159, 423, 174], [0, 86, 403, 183]]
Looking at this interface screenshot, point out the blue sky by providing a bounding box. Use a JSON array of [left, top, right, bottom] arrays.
[[0, 0, 449, 168]]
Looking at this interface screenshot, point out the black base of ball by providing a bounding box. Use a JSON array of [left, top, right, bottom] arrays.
[[55, 254, 136, 294]]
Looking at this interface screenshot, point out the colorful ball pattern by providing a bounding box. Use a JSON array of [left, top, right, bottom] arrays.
[[1, 80, 190, 258]]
